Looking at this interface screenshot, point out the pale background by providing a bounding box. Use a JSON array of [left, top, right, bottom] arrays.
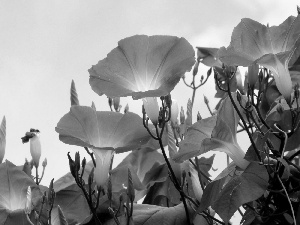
[[0, 0, 298, 207]]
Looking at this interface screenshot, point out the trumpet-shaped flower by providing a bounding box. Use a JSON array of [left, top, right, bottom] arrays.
[[175, 94, 249, 170], [218, 15, 300, 102], [55, 106, 152, 187], [89, 35, 195, 100]]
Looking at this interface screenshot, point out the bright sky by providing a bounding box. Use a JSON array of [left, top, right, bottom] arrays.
[[0, 0, 299, 188]]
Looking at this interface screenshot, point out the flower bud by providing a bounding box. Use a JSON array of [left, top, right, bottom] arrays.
[[113, 97, 120, 112], [171, 99, 179, 125], [0, 116, 6, 163], [197, 111, 202, 121], [180, 106, 185, 124], [93, 149, 114, 188], [70, 80, 80, 106], [204, 95, 209, 105], [127, 168, 135, 203], [247, 63, 259, 87], [108, 97, 113, 109], [42, 158, 47, 168], [67, 152, 77, 178], [193, 61, 200, 76], [142, 97, 160, 125], [30, 131, 41, 168], [91, 101, 96, 110], [124, 103, 129, 113]]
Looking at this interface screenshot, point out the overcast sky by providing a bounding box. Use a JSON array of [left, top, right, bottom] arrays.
[[0, 0, 299, 186]]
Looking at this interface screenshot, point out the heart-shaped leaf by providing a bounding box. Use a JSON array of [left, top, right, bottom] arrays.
[[89, 35, 195, 100]]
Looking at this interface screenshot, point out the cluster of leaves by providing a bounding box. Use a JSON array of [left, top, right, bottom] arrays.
[[2, 7, 300, 225]]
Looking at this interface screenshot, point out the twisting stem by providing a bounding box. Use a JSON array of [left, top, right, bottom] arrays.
[[154, 125, 191, 225], [226, 82, 262, 162], [84, 147, 96, 167], [276, 174, 296, 224]]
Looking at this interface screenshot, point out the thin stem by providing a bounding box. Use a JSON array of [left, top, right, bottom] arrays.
[[226, 84, 262, 162], [84, 147, 96, 167], [276, 174, 296, 225], [38, 166, 45, 184], [155, 125, 191, 225]]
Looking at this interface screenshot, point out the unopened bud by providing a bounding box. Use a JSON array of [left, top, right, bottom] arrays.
[[197, 111, 202, 121], [42, 158, 47, 167], [67, 152, 77, 178], [108, 97, 113, 109], [236, 91, 242, 102], [180, 106, 185, 124], [88, 167, 94, 187], [75, 152, 80, 173], [30, 131, 41, 168], [127, 169, 135, 202], [107, 175, 112, 201], [91, 101, 96, 110], [193, 61, 200, 76], [70, 80, 80, 106], [294, 83, 300, 99], [207, 67, 212, 77], [81, 157, 86, 169], [124, 103, 129, 113], [276, 105, 284, 114], [113, 97, 120, 112], [204, 95, 209, 105]]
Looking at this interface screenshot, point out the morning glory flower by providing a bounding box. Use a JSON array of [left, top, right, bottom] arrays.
[[55, 106, 151, 187], [89, 35, 195, 122]]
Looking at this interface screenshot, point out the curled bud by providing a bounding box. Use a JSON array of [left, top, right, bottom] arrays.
[[165, 94, 172, 109], [70, 80, 80, 106], [207, 67, 212, 77], [81, 157, 86, 169], [142, 97, 160, 126], [180, 106, 185, 124], [75, 152, 80, 173], [0, 116, 6, 163]]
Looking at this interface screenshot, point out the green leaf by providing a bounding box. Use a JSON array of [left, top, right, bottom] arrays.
[[89, 35, 195, 100], [202, 94, 249, 170], [174, 116, 216, 163], [0, 161, 41, 225], [51, 184, 90, 225], [212, 163, 268, 223], [56, 106, 151, 153], [0, 116, 6, 163], [104, 203, 194, 225]]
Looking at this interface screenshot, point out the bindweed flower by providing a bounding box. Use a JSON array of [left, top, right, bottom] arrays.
[[171, 99, 179, 125], [56, 106, 151, 187], [89, 35, 195, 110], [142, 97, 160, 125]]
